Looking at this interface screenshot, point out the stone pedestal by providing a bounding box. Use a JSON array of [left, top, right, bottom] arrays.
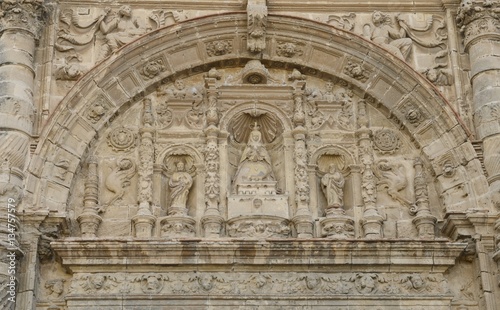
[[132, 214, 156, 238], [320, 207, 354, 239], [227, 215, 291, 238], [77, 212, 102, 238], [201, 215, 224, 238], [159, 216, 196, 238]]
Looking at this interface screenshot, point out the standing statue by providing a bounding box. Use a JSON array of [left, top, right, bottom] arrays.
[[99, 5, 149, 58], [364, 11, 412, 60], [168, 161, 193, 215], [233, 123, 275, 189], [321, 164, 345, 208]]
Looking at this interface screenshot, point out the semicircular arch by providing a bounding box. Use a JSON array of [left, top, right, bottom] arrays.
[[27, 12, 487, 220]]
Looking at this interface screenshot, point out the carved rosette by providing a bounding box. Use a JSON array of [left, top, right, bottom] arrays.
[[206, 40, 233, 57], [107, 127, 137, 152], [372, 129, 401, 154], [412, 158, 437, 239], [77, 158, 102, 238], [140, 58, 166, 79]]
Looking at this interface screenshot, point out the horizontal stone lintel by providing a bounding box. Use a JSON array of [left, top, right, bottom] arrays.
[[52, 239, 466, 272]]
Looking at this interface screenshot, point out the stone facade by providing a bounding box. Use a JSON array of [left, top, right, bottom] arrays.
[[1, 0, 500, 309]]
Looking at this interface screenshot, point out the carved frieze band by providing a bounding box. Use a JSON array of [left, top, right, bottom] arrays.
[[67, 272, 450, 296]]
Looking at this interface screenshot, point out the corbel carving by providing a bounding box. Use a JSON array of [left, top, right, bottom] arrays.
[[247, 0, 268, 53]]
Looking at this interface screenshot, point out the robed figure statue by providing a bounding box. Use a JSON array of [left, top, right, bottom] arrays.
[[321, 164, 345, 208], [168, 161, 193, 215], [233, 123, 275, 190]]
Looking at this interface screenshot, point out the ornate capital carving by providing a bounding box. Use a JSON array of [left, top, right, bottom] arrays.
[[457, 0, 500, 48], [0, 0, 46, 38]]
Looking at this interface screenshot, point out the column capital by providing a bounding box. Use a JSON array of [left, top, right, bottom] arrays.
[[0, 0, 47, 38], [457, 1, 500, 49]]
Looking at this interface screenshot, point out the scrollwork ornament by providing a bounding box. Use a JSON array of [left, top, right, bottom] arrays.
[[107, 127, 137, 152], [373, 129, 401, 154]]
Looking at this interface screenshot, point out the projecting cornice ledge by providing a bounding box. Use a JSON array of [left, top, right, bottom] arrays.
[[52, 239, 466, 273]]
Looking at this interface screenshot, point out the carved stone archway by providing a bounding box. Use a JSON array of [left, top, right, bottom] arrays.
[[25, 12, 489, 309]]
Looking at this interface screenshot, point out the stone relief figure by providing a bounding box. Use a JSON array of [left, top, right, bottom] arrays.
[[168, 161, 194, 215], [99, 5, 149, 59], [233, 123, 275, 188], [135, 274, 165, 294], [321, 164, 345, 208], [374, 159, 412, 209], [104, 158, 136, 206], [363, 11, 412, 60], [45, 279, 65, 299]]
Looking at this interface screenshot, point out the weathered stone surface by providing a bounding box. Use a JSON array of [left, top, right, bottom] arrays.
[[1, 1, 498, 309]]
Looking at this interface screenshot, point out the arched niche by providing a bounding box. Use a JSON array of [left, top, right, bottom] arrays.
[[26, 13, 489, 240]]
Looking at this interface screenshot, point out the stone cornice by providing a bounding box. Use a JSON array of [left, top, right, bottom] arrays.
[[56, 0, 450, 13], [52, 239, 466, 273]]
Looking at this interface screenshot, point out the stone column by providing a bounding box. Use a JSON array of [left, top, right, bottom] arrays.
[[356, 100, 384, 238], [77, 158, 102, 237], [0, 2, 45, 307], [132, 98, 156, 238], [201, 76, 224, 237], [458, 2, 500, 205], [412, 158, 437, 238], [457, 3, 500, 308], [291, 83, 313, 238]]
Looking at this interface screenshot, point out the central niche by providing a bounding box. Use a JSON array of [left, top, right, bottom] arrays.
[[226, 108, 291, 238]]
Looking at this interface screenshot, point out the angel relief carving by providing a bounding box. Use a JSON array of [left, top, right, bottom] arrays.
[[363, 11, 413, 60]]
